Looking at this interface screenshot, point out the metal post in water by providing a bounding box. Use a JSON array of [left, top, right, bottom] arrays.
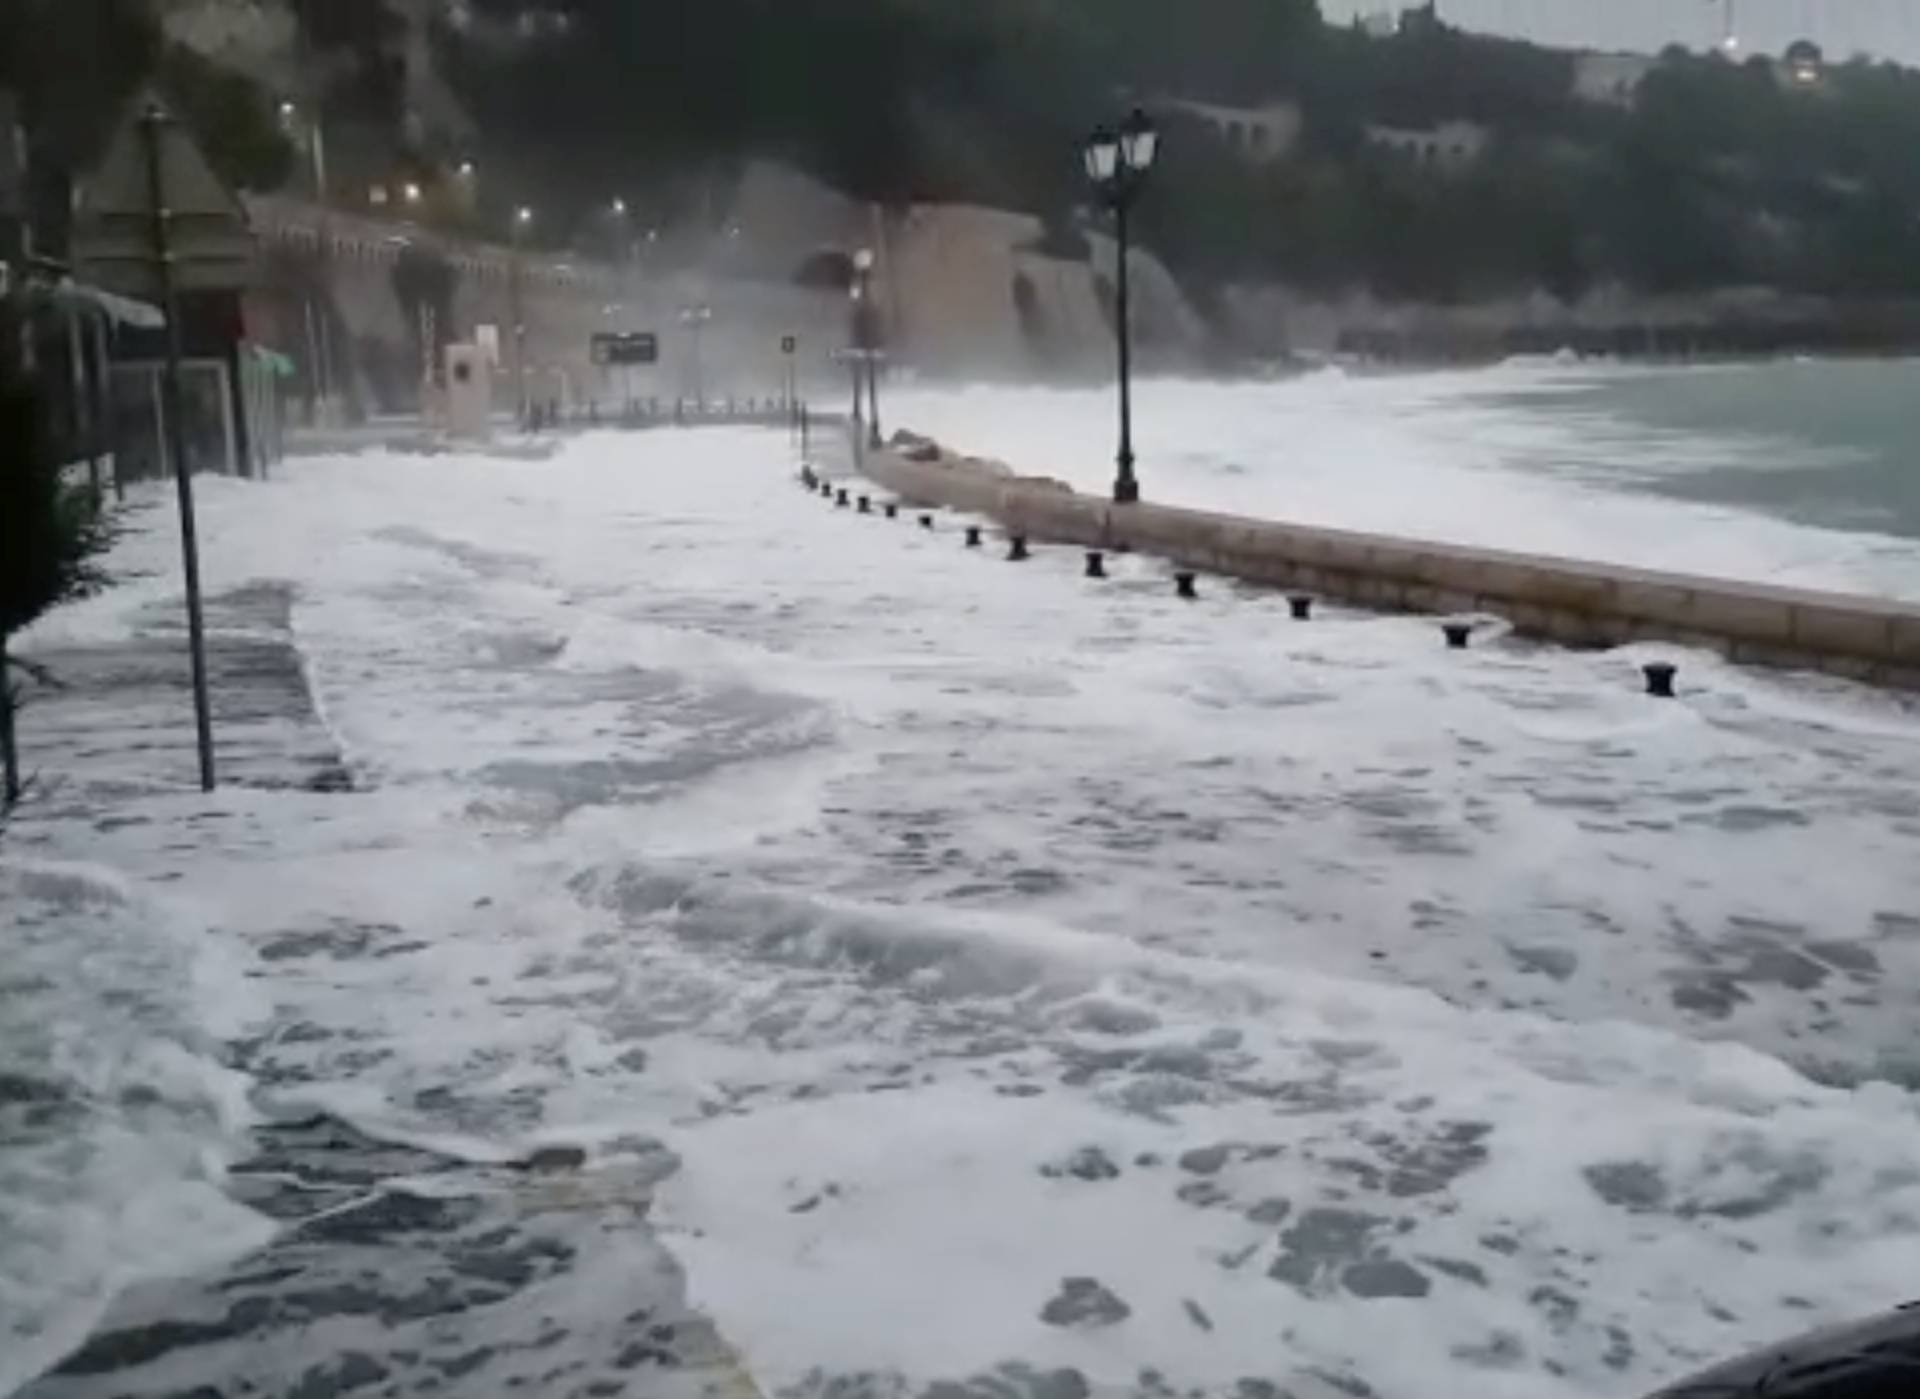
[[93, 316, 123, 502], [1113, 196, 1137, 505], [141, 103, 216, 792]]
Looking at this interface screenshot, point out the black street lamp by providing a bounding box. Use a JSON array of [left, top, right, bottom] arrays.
[[849, 247, 885, 446], [1083, 107, 1159, 505], [847, 252, 868, 428]]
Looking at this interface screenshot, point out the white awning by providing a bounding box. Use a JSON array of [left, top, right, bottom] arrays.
[[43, 276, 165, 329]]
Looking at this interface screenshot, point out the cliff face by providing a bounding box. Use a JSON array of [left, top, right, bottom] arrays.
[[146, 10, 1211, 377], [885, 204, 1204, 377], [725, 162, 1208, 378]]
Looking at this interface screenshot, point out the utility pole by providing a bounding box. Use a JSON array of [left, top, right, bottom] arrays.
[[75, 94, 253, 794], [511, 206, 532, 426], [141, 105, 215, 791]]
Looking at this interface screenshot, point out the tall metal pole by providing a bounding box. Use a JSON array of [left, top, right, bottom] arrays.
[[141, 104, 216, 792], [509, 237, 526, 426], [92, 314, 122, 502], [691, 314, 705, 410], [1113, 195, 1138, 504], [303, 296, 325, 424], [866, 347, 881, 448], [785, 343, 797, 443]]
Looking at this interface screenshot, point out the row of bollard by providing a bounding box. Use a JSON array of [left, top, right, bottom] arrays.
[[799, 462, 1680, 697]]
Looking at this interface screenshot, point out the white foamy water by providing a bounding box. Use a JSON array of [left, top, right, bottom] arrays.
[[5, 417, 1920, 1398], [888, 363, 1920, 600], [0, 861, 271, 1396]]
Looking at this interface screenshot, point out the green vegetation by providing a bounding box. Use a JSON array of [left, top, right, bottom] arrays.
[[442, 0, 1920, 303], [0, 0, 292, 194], [10, 1, 1920, 305], [0, 379, 111, 808]]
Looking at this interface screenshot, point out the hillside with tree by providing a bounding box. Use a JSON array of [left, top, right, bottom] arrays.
[[8, 0, 1920, 319]]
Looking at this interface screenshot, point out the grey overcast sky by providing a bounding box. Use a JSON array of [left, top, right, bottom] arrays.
[[1317, 1, 1920, 65]]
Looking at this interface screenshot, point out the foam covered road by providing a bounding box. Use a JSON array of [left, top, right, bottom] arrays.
[[6, 427, 1920, 1399]]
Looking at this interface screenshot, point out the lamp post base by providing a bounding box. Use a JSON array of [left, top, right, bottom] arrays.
[[1113, 476, 1140, 505]]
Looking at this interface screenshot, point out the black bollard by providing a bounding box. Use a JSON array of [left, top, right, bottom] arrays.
[[1175, 570, 1198, 600], [1443, 622, 1473, 649], [836, 488, 850, 508], [857, 495, 872, 514], [919, 514, 934, 530], [1008, 535, 1029, 562], [1643, 662, 1678, 698], [800, 465, 816, 489], [1085, 550, 1106, 579], [884, 502, 899, 519], [1288, 594, 1313, 620], [965, 525, 983, 548]]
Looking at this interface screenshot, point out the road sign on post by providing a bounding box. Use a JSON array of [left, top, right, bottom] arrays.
[[591, 331, 658, 366], [74, 93, 254, 794]]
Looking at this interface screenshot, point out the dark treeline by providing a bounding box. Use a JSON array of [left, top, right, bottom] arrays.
[[7, 0, 1920, 305], [449, 0, 1920, 302]]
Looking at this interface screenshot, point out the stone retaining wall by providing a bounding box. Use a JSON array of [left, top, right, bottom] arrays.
[[858, 436, 1920, 690]]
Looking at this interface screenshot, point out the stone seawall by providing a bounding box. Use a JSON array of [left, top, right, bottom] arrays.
[[856, 435, 1920, 690]]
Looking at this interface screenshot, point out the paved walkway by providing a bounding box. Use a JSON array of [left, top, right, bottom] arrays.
[[8, 582, 348, 810], [6, 550, 765, 1399]]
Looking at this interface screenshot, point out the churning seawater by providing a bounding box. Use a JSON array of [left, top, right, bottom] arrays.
[[890, 356, 1920, 601], [6, 364, 1920, 1399]]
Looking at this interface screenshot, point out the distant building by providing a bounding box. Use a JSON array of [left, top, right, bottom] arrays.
[[1364, 120, 1489, 171], [1572, 52, 1656, 109], [1781, 39, 1825, 89], [1157, 99, 1303, 165]]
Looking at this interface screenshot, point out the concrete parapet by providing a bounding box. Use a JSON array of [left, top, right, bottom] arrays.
[[861, 434, 1920, 690]]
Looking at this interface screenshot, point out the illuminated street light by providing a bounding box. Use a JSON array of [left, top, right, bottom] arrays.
[[848, 248, 883, 446], [1082, 106, 1160, 505]]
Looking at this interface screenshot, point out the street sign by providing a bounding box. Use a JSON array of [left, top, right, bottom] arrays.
[[68, 96, 244, 793], [781, 334, 797, 354], [592, 331, 658, 366], [72, 92, 253, 298]]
